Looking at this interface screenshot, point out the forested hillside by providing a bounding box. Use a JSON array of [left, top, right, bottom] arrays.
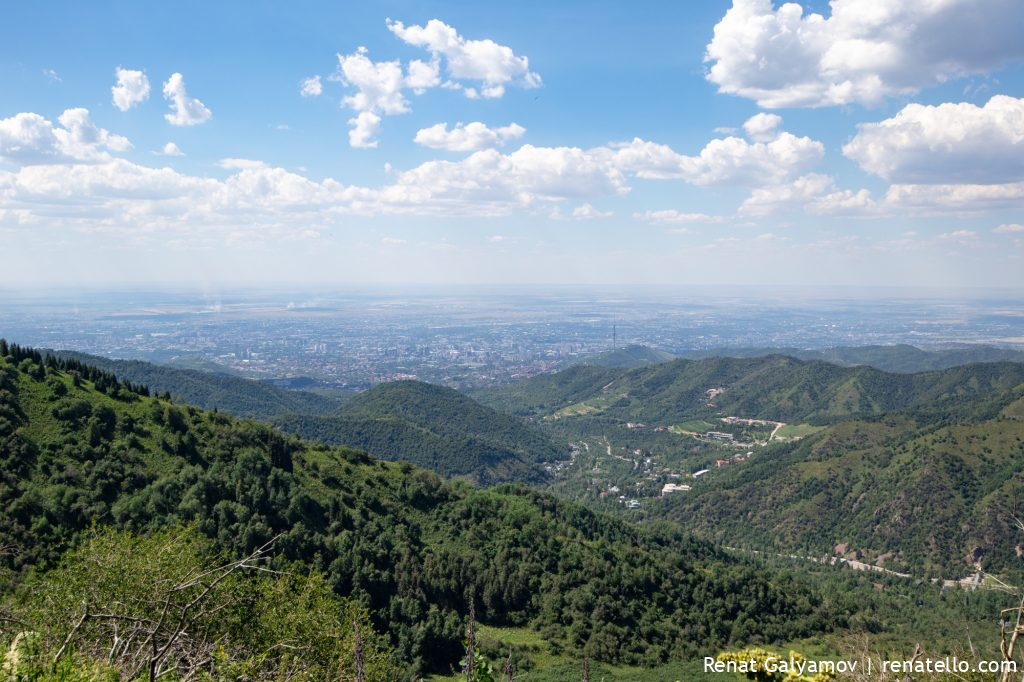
[[0, 340, 850, 677], [477, 355, 1024, 424], [577, 344, 678, 368], [45, 351, 558, 484], [277, 380, 563, 484], [674, 343, 1024, 373], [45, 349, 341, 420], [476, 354, 1024, 577], [665, 404, 1024, 577]]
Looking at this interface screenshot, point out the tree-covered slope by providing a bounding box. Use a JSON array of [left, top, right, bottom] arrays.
[[0, 341, 846, 675], [663, 401, 1024, 577], [275, 380, 565, 484], [45, 349, 341, 420], [675, 343, 1024, 373], [576, 344, 678, 369], [477, 355, 1024, 424]]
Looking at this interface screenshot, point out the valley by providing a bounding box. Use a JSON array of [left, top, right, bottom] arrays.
[[5, 339, 1024, 679]]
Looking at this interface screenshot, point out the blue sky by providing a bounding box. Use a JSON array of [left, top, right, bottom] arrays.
[[2, 0, 1023, 288]]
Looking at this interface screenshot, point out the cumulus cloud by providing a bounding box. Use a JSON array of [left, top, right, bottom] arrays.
[[299, 75, 323, 97], [882, 181, 1024, 213], [163, 73, 212, 126], [331, 20, 537, 147], [739, 173, 834, 215], [0, 108, 131, 164], [742, 113, 782, 142], [571, 203, 612, 219], [158, 142, 184, 157], [112, 68, 150, 111], [387, 18, 541, 98], [348, 111, 382, 149], [609, 129, 823, 186], [705, 0, 1024, 108], [335, 47, 443, 146], [337, 48, 411, 116], [414, 121, 525, 151], [405, 59, 441, 93], [994, 223, 1024, 233], [808, 188, 878, 216], [843, 95, 1024, 184]]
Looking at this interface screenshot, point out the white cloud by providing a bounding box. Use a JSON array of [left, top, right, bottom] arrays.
[[609, 130, 823, 186], [634, 210, 722, 224], [808, 188, 878, 216], [739, 173, 834, 216], [386, 18, 541, 98], [938, 229, 978, 241], [162, 73, 212, 126], [843, 95, 1024, 184], [337, 48, 410, 115], [332, 20, 538, 147], [378, 145, 629, 212], [43, 69, 62, 84], [571, 203, 612, 219], [405, 59, 441, 93], [742, 113, 782, 142], [994, 223, 1024, 233], [0, 108, 131, 164], [300, 75, 323, 97], [335, 47, 444, 147], [414, 121, 525, 151], [112, 68, 150, 111], [882, 181, 1024, 213], [705, 0, 1024, 108], [381, 236, 406, 244], [158, 142, 184, 157], [348, 111, 382, 148]]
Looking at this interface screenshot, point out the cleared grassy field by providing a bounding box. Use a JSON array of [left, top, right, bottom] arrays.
[[774, 423, 825, 439], [669, 419, 718, 434], [423, 623, 721, 680], [423, 626, 842, 681]]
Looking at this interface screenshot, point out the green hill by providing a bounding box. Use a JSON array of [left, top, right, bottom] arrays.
[[276, 380, 565, 484], [675, 343, 1024, 373], [577, 344, 677, 369], [664, 404, 1024, 578], [477, 353, 1024, 577], [1, 340, 856, 675], [44, 349, 341, 420], [477, 355, 1024, 425]]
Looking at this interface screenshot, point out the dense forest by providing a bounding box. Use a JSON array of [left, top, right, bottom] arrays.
[[275, 380, 563, 484], [477, 352, 1024, 578], [577, 343, 1024, 374], [45, 349, 342, 420], [0, 341, 849, 677], [5, 341, 1023, 679], [664, 407, 1024, 578], [476, 354, 1024, 424], [49, 351, 561, 484]]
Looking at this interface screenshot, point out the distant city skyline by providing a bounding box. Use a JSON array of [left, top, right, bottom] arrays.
[[2, 1, 1023, 287]]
